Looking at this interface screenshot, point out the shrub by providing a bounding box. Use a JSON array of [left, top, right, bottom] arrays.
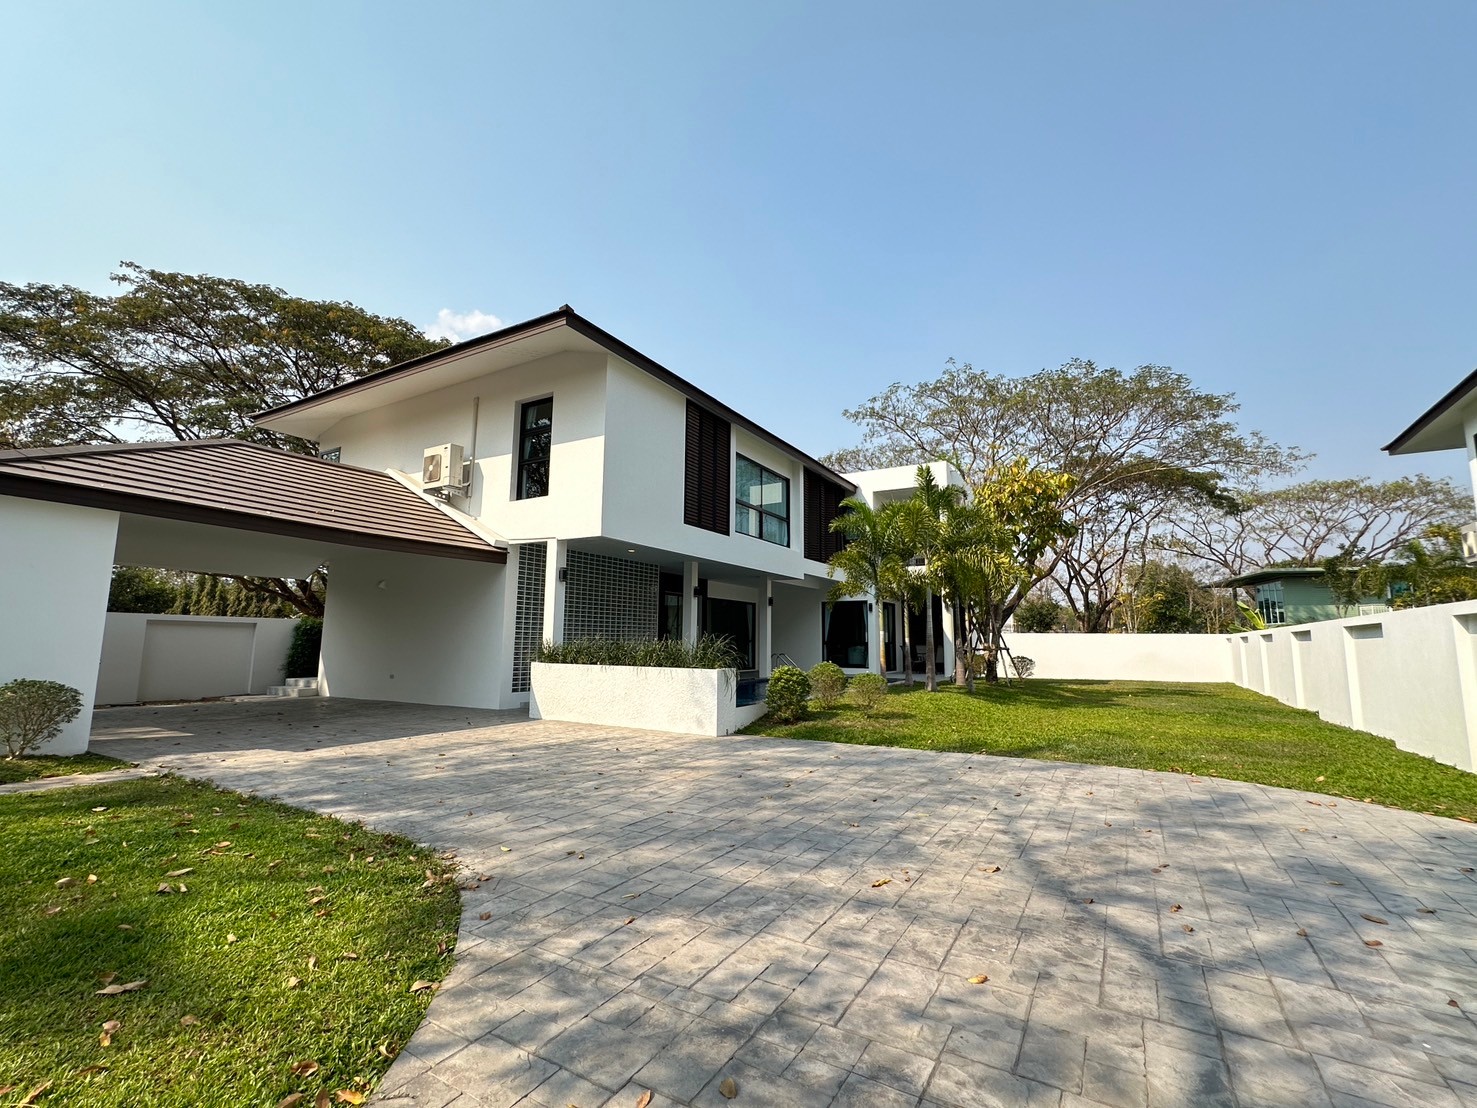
[[808, 661, 847, 708], [850, 672, 889, 712], [0, 679, 83, 758], [284, 617, 323, 679], [535, 635, 741, 670], [1011, 655, 1037, 679], [766, 666, 811, 723]]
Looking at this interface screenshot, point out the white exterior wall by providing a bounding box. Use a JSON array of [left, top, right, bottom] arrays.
[[319, 548, 510, 709], [318, 351, 609, 541], [96, 614, 297, 704], [0, 496, 119, 755], [773, 584, 825, 670], [600, 359, 831, 579], [529, 662, 747, 735], [1006, 633, 1234, 682]]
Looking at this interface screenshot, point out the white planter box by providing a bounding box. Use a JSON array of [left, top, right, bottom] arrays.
[[530, 662, 762, 736]]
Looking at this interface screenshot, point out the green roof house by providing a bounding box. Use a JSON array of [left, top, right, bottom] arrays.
[[1217, 566, 1390, 626]]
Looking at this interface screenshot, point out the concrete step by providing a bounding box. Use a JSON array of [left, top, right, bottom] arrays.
[[286, 677, 319, 688], [267, 685, 320, 698]]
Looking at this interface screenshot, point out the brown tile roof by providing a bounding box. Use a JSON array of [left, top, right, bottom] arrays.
[[0, 439, 504, 562]]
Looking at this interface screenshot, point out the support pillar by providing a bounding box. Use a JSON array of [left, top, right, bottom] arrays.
[[759, 578, 774, 675], [682, 560, 701, 644], [542, 539, 568, 647]]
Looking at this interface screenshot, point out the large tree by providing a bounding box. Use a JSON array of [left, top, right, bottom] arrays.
[[0, 262, 444, 450], [826, 358, 1298, 632], [0, 264, 445, 614], [1158, 475, 1471, 580]]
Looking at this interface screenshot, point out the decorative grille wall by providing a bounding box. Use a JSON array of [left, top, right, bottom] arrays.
[[512, 542, 547, 693], [563, 549, 658, 642]]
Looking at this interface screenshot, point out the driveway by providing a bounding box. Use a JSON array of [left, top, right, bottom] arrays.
[[92, 699, 1477, 1108]]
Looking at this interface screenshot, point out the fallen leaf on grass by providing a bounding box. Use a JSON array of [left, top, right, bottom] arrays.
[[635, 1090, 653, 1108], [55, 877, 75, 889], [340, 952, 359, 961], [213, 841, 232, 849], [19, 1082, 52, 1106], [314, 1093, 331, 1108], [95, 980, 147, 996], [871, 878, 891, 888], [307, 896, 327, 907], [226, 933, 238, 945], [335, 1086, 366, 1102], [99, 1019, 120, 1046], [165, 868, 194, 878], [409, 980, 437, 994], [117, 924, 133, 931], [286, 976, 303, 989], [276, 1095, 306, 1108], [43, 906, 62, 917], [718, 1075, 738, 1099], [86, 874, 98, 884], [967, 974, 989, 985], [98, 971, 117, 985], [290, 1060, 320, 1077], [1360, 914, 1388, 925], [91, 806, 108, 812], [378, 1042, 395, 1059], [180, 1015, 199, 1026]]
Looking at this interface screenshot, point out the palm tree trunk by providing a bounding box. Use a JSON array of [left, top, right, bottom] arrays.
[[901, 600, 915, 686], [953, 600, 969, 687], [923, 589, 937, 692], [875, 597, 889, 678]]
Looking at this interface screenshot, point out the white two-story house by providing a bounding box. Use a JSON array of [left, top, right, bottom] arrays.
[[0, 306, 958, 750]]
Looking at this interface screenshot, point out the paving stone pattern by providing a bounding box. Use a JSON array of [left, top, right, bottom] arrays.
[[90, 699, 1477, 1108]]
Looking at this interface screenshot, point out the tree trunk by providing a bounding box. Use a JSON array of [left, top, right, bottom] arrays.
[[875, 598, 889, 679], [953, 600, 969, 687], [901, 601, 915, 686], [923, 588, 937, 693]]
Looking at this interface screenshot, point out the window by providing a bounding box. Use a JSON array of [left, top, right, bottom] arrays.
[[517, 397, 553, 499], [703, 596, 756, 669], [823, 601, 868, 668], [1255, 581, 1286, 626], [736, 455, 789, 546]]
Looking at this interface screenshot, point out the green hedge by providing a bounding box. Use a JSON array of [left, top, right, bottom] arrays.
[[535, 635, 741, 669]]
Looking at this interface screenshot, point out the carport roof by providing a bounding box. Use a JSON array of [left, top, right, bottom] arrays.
[[0, 439, 505, 562]]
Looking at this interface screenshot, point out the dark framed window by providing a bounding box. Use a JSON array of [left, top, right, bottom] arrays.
[[823, 600, 868, 668], [703, 596, 756, 670], [517, 397, 553, 500], [736, 455, 789, 546], [1255, 581, 1286, 626]]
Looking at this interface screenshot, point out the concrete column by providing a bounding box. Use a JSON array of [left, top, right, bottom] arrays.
[[542, 539, 568, 646], [940, 600, 958, 681], [0, 497, 119, 755], [759, 578, 774, 675], [682, 560, 701, 643]]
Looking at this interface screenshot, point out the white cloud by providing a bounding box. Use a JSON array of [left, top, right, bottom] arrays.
[[424, 308, 504, 343]]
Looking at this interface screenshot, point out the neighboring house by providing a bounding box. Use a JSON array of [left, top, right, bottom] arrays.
[[1385, 368, 1477, 562], [0, 307, 955, 751], [1217, 567, 1389, 626]]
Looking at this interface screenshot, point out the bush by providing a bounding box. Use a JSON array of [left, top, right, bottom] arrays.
[[535, 635, 741, 669], [0, 679, 83, 758], [284, 617, 323, 679], [808, 662, 847, 708], [1011, 655, 1037, 679], [766, 666, 811, 723], [850, 672, 889, 712], [1014, 596, 1065, 633]]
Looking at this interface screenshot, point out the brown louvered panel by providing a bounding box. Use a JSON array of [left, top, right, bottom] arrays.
[[804, 469, 848, 563], [684, 401, 730, 535]]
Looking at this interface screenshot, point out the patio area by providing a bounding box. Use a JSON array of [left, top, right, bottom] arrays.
[[90, 699, 1477, 1108]]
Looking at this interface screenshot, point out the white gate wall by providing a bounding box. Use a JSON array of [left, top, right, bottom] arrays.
[[97, 614, 298, 705], [1006, 633, 1234, 682]]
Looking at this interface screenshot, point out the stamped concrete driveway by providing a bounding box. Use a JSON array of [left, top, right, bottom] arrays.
[[92, 699, 1477, 1108]]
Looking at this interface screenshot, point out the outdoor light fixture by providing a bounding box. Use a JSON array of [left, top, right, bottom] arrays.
[[558, 567, 568, 582]]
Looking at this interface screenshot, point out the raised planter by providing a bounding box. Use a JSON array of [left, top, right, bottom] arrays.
[[529, 662, 767, 736]]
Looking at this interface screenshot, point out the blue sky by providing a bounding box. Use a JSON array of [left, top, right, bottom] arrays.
[[3, 2, 1474, 488]]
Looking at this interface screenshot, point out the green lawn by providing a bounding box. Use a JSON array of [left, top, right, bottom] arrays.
[[743, 680, 1477, 821], [0, 776, 461, 1106], [0, 753, 131, 786]]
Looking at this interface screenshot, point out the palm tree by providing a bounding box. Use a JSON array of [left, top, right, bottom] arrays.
[[896, 465, 964, 692], [827, 498, 905, 677]]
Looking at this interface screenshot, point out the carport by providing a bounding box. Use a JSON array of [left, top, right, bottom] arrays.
[[0, 439, 509, 754]]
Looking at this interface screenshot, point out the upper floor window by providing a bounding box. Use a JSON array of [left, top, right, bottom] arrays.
[[517, 397, 552, 499], [736, 455, 789, 546], [1255, 581, 1286, 626]]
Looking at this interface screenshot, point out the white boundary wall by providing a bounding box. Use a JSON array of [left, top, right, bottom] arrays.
[[529, 662, 761, 736], [1006, 633, 1234, 682], [96, 614, 298, 705], [1229, 600, 1477, 772]]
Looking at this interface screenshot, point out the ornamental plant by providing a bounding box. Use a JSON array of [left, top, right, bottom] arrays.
[[849, 672, 889, 713], [765, 666, 811, 723], [0, 678, 83, 758], [1011, 655, 1037, 679], [807, 662, 847, 709]]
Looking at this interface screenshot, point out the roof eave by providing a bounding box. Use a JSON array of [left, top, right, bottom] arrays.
[[1384, 366, 1477, 455]]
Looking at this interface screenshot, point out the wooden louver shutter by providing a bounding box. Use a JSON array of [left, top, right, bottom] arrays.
[[684, 400, 731, 534], [804, 469, 849, 562]]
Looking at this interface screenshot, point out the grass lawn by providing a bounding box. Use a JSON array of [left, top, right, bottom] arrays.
[[0, 776, 461, 1106], [743, 680, 1477, 821], [0, 753, 132, 786]]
